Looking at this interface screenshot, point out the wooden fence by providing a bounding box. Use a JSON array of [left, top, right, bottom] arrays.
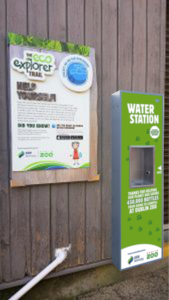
[[0, 0, 166, 287]]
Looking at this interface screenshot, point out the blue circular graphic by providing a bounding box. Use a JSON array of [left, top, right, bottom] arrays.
[[67, 62, 88, 85]]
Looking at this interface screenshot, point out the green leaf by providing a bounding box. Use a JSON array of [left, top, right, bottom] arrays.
[[8, 32, 90, 56]]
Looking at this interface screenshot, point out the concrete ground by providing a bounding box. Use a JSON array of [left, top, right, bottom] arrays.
[[78, 266, 169, 300]]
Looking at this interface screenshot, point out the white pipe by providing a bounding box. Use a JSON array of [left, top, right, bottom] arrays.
[[9, 245, 71, 300]]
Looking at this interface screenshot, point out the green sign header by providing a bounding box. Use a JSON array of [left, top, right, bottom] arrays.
[[8, 32, 90, 56]]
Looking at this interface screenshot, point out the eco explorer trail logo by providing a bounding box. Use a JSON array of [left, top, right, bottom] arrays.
[[11, 50, 56, 81]]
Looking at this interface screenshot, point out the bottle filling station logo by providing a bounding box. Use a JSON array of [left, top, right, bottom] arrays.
[[59, 54, 93, 92]]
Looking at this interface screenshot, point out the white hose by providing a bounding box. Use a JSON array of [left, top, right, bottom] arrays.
[[9, 245, 71, 300]]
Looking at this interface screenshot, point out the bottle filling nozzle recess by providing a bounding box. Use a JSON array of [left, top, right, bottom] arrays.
[[111, 91, 163, 271]]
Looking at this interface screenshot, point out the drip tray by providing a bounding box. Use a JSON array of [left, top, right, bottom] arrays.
[[131, 180, 154, 188]]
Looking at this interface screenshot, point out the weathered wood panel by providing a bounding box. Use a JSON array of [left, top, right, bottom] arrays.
[[49, 0, 67, 42], [0, 0, 167, 287], [28, 0, 51, 275], [28, 0, 48, 36], [160, 0, 166, 94], [67, 0, 86, 266], [49, 0, 69, 272], [7, 0, 31, 281], [10, 188, 30, 279], [0, 0, 10, 282], [132, 0, 146, 92], [163, 0, 168, 224], [30, 186, 50, 275], [118, 0, 132, 90], [85, 0, 101, 263], [101, 0, 117, 259], [147, 0, 161, 93]]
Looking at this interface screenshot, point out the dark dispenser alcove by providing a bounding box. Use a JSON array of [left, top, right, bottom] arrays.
[[130, 146, 155, 188]]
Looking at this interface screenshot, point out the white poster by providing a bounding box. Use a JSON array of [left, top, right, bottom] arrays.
[[9, 38, 93, 172]]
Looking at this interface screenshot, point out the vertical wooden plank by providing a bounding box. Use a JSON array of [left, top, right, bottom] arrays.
[[49, 0, 69, 271], [28, 0, 48, 35], [10, 188, 30, 278], [49, 0, 66, 41], [69, 183, 85, 266], [85, 0, 101, 263], [160, 0, 169, 224], [118, 0, 133, 90], [28, 0, 51, 275], [68, 0, 84, 44], [101, 0, 117, 259], [0, 0, 11, 282], [67, 0, 86, 266], [132, 0, 146, 92], [147, 0, 161, 93], [30, 186, 50, 274], [160, 0, 167, 224], [7, 0, 31, 280], [28, 0, 48, 34], [160, 0, 166, 94], [50, 185, 69, 256]]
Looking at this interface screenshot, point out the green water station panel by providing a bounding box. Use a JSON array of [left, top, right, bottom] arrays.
[[111, 91, 163, 270]]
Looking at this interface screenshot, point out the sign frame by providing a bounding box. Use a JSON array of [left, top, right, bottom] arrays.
[[8, 32, 99, 187]]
